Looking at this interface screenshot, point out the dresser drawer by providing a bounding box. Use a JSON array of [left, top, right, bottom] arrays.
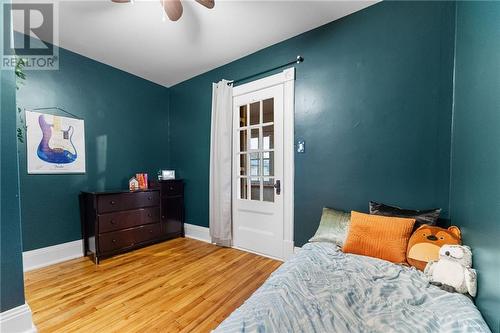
[[98, 207, 160, 233], [97, 194, 123, 213], [97, 191, 160, 213], [162, 181, 184, 196], [98, 223, 162, 254], [134, 191, 160, 208], [134, 223, 162, 244], [99, 229, 136, 253], [143, 207, 160, 224]]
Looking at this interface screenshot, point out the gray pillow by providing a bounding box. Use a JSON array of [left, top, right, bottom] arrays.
[[309, 207, 351, 246]]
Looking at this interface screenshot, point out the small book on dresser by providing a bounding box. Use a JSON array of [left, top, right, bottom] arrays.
[[80, 180, 184, 264]]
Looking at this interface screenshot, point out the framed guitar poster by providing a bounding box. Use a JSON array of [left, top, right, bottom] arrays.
[[25, 110, 86, 174]]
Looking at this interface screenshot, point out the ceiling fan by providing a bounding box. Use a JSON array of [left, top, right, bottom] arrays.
[[112, 0, 215, 21]]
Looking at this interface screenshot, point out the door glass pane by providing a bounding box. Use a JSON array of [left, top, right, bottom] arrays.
[[240, 178, 248, 199], [263, 125, 274, 150], [250, 152, 260, 176], [263, 98, 274, 123], [250, 128, 259, 150], [239, 105, 247, 127], [237, 96, 277, 203], [239, 130, 247, 152], [249, 102, 260, 125], [262, 151, 274, 176], [240, 154, 247, 176], [263, 177, 274, 202], [250, 177, 260, 201]]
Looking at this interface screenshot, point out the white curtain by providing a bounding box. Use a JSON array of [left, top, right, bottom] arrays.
[[209, 80, 233, 247]]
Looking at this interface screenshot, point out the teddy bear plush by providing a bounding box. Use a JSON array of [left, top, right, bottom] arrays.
[[424, 244, 477, 297], [406, 225, 462, 271]]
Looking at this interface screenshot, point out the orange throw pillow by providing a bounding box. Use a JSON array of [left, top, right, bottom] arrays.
[[343, 211, 415, 264]]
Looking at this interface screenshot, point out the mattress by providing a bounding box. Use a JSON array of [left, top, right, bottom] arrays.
[[214, 242, 490, 333]]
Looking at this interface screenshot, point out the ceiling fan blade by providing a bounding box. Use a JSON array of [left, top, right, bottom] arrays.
[[195, 0, 215, 9], [111, 0, 131, 3], [161, 0, 183, 21]]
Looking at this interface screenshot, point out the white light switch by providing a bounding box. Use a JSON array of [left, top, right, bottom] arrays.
[[297, 139, 305, 153]]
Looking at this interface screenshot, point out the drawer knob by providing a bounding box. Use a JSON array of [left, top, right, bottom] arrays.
[[112, 239, 117, 243], [110, 200, 116, 205], [169, 187, 174, 190], [148, 197, 152, 201], [148, 213, 152, 217], [149, 230, 153, 233], [110, 220, 116, 225]]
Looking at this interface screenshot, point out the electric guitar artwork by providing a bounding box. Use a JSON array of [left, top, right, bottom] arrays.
[[37, 114, 78, 164]]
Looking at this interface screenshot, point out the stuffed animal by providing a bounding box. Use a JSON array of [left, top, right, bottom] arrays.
[[406, 225, 461, 270], [424, 244, 477, 297]]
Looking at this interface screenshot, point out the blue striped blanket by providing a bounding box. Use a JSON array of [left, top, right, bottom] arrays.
[[214, 242, 490, 333]]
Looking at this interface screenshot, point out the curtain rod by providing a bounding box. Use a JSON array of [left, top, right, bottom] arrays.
[[228, 55, 304, 86]]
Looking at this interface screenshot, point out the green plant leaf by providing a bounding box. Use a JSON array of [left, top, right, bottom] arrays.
[[17, 128, 24, 143]]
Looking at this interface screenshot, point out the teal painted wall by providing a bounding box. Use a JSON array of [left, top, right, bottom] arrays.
[[169, 1, 456, 246], [0, 0, 26, 311], [450, 2, 500, 332], [3, 1, 497, 330], [17, 38, 171, 251]]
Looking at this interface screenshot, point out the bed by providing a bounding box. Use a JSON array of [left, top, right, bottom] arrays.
[[214, 242, 490, 333]]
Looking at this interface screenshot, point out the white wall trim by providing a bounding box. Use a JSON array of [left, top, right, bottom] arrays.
[[184, 224, 294, 262], [22, 223, 287, 271], [282, 67, 295, 260], [23, 239, 83, 272], [0, 303, 37, 333], [184, 223, 211, 243], [283, 241, 295, 261], [22, 224, 212, 272], [232, 68, 295, 97]]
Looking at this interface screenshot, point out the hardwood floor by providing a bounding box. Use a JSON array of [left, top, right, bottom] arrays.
[[25, 238, 282, 332]]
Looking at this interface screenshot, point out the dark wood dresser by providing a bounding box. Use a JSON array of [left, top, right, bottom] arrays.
[[80, 180, 184, 263]]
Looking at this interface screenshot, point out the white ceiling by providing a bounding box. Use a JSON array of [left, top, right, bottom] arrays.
[[14, 0, 377, 87]]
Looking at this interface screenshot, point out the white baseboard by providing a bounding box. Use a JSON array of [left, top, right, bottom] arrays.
[[184, 223, 211, 243], [0, 303, 36, 333], [183, 224, 296, 261], [23, 239, 83, 272], [22, 225, 211, 272], [22, 225, 291, 270]]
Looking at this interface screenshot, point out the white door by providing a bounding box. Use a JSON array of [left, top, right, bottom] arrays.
[[232, 84, 284, 259]]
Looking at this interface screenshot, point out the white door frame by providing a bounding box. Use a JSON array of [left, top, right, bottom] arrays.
[[232, 67, 295, 260]]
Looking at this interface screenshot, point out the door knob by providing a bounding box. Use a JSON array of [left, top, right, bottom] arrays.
[[274, 180, 281, 195]]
